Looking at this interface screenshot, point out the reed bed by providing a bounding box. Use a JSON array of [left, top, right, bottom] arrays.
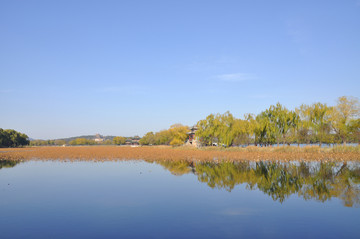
[[0, 145, 359, 162], [187, 145, 360, 153]]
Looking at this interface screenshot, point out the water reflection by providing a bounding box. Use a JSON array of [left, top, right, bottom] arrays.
[[0, 159, 21, 169], [158, 160, 360, 207], [1, 158, 359, 207]]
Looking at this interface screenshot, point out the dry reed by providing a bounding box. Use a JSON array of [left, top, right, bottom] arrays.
[[0, 145, 359, 163]]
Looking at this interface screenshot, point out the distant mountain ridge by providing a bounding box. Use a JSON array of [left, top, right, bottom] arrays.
[[30, 135, 140, 143], [30, 135, 116, 143], [57, 135, 116, 143]]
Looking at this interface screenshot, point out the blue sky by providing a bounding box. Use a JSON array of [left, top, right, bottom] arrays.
[[1, 0, 360, 139]]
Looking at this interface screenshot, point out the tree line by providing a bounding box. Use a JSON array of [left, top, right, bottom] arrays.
[[0, 128, 29, 147], [30, 136, 128, 146], [3, 96, 359, 148], [139, 124, 189, 146], [69, 136, 128, 145], [196, 96, 359, 147], [30, 139, 66, 146], [140, 96, 359, 147]]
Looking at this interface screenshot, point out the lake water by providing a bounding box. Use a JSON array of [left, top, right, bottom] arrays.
[[0, 159, 359, 238]]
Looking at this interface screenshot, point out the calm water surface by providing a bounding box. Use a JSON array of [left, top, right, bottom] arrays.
[[0, 159, 359, 238]]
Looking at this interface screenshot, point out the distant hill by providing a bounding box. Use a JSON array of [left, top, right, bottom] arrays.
[[56, 135, 116, 143], [30, 135, 140, 143]]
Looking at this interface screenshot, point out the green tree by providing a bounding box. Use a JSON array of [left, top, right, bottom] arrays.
[[139, 132, 156, 145], [295, 105, 313, 145], [196, 114, 218, 146], [232, 119, 251, 146], [103, 139, 113, 145], [69, 138, 95, 145], [196, 112, 236, 147], [330, 96, 360, 145], [0, 128, 29, 147], [217, 111, 235, 147], [54, 140, 66, 145], [155, 129, 172, 145], [297, 103, 332, 146], [140, 124, 188, 146], [113, 136, 126, 145], [169, 124, 188, 146], [348, 119, 360, 144], [254, 111, 276, 146], [309, 103, 332, 146]]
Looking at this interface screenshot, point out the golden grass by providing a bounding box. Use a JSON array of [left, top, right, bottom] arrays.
[[183, 145, 360, 153], [0, 145, 359, 162]]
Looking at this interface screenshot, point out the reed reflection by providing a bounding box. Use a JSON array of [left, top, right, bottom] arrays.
[[157, 160, 360, 207]]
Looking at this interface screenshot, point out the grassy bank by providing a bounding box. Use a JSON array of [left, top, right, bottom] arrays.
[[192, 145, 360, 153], [0, 145, 359, 162]]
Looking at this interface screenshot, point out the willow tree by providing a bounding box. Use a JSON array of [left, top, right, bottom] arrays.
[[232, 119, 250, 146], [265, 103, 283, 146], [348, 119, 360, 144], [196, 112, 235, 146], [255, 111, 276, 146], [217, 111, 235, 147], [295, 105, 313, 145], [330, 96, 360, 145], [155, 129, 172, 145], [265, 103, 299, 146], [140, 124, 189, 146], [196, 114, 216, 146], [306, 102, 332, 147], [169, 124, 189, 146]]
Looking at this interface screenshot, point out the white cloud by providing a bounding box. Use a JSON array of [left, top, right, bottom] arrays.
[[216, 73, 257, 82]]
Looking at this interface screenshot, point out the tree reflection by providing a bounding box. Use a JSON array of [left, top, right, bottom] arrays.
[[0, 159, 21, 169], [158, 160, 360, 207], [157, 161, 193, 176]]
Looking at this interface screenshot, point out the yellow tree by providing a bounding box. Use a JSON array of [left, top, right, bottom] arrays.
[[155, 130, 172, 145], [330, 96, 360, 145], [255, 111, 277, 146], [196, 114, 218, 146], [113, 136, 126, 145], [265, 103, 298, 146], [295, 104, 313, 145], [218, 111, 235, 147], [232, 114, 256, 146], [169, 124, 189, 146], [348, 119, 360, 144], [232, 119, 247, 146], [246, 113, 258, 145], [308, 103, 332, 147], [139, 132, 155, 145]]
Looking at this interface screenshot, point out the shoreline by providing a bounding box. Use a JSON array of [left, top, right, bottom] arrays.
[[1, 146, 359, 162]]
